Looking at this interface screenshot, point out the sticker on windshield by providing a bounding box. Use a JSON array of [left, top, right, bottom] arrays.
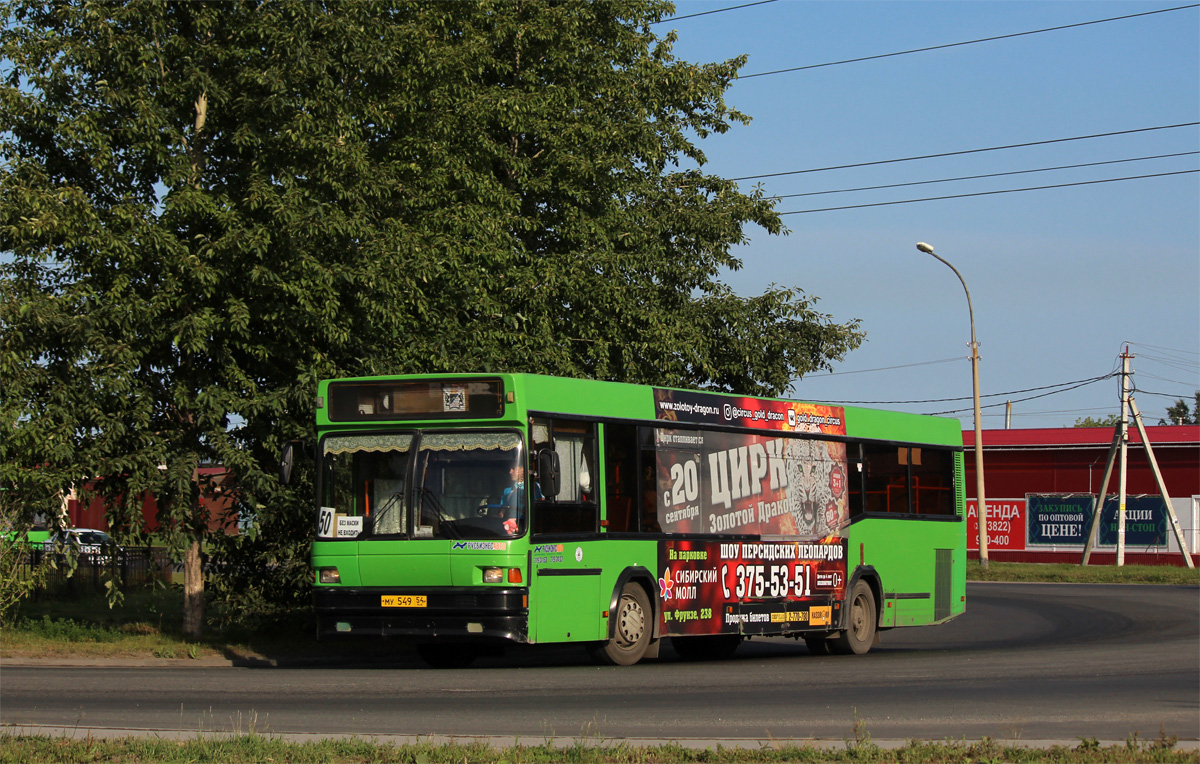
[[443, 384, 467, 412], [318, 507, 336, 538], [336, 516, 363, 538]]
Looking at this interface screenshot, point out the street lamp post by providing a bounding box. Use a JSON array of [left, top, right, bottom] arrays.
[[916, 242, 989, 570]]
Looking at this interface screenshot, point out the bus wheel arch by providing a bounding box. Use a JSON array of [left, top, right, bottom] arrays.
[[843, 566, 882, 629], [831, 569, 880, 655], [591, 569, 659, 665]]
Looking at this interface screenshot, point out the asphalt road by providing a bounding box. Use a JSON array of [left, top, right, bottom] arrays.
[[2, 582, 1197, 745]]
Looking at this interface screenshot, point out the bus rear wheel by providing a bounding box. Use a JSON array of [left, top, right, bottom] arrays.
[[672, 634, 742, 661], [831, 580, 877, 655], [590, 583, 652, 666]]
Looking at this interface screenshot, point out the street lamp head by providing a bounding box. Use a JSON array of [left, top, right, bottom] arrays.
[[916, 242, 935, 254]]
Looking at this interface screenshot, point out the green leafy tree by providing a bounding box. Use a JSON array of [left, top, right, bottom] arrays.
[[1, 0, 863, 637], [0, 491, 48, 626], [1074, 414, 1122, 428], [1158, 391, 1199, 425]]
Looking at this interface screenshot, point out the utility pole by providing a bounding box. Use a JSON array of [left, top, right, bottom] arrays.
[[1081, 348, 1194, 568], [1117, 348, 1131, 565]]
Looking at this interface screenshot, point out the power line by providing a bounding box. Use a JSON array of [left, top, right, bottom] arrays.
[[767, 152, 1199, 201], [926, 375, 1114, 416], [1138, 372, 1200, 387], [1131, 354, 1200, 374], [1123, 342, 1200, 374], [657, 0, 778, 24], [1002, 406, 1123, 417], [1132, 388, 1198, 400], [801, 357, 961, 378], [778, 169, 1198, 216], [729, 123, 1199, 182], [738, 4, 1200, 79], [1125, 341, 1200, 358], [814, 373, 1115, 406]]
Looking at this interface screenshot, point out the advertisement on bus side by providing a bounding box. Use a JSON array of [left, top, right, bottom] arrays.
[[657, 539, 847, 636], [653, 427, 850, 538], [649, 418, 850, 636], [654, 388, 847, 435]]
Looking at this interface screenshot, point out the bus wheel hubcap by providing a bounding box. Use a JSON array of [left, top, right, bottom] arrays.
[[618, 597, 644, 645], [851, 595, 868, 638]]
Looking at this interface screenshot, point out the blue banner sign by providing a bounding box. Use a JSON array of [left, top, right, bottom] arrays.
[[1027, 494, 1168, 547], [1027, 495, 1092, 545], [1097, 495, 1168, 547]]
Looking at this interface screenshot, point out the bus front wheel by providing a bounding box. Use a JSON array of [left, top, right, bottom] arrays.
[[831, 580, 877, 655], [591, 583, 652, 665]]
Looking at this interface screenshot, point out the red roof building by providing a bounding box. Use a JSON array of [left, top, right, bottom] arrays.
[[962, 425, 1199, 566]]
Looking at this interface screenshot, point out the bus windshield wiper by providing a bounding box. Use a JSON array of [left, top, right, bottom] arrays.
[[372, 491, 404, 534], [438, 519, 461, 539]]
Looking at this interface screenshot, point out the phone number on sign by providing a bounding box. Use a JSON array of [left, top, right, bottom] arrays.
[[721, 563, 812, 600]]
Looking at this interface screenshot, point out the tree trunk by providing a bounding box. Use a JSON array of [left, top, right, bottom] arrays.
[[182, 536, 204, 640]]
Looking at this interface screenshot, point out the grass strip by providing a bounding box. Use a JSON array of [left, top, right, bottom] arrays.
[[0, 733, 1195, 763], [966, 561, 1199, 585]]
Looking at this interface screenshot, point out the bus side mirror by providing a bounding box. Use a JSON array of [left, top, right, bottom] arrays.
[[279, 441, 299, 486], [537, 448, 560, 499]]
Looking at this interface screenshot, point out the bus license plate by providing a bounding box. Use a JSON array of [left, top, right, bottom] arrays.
[[381, 595, 426, 608]]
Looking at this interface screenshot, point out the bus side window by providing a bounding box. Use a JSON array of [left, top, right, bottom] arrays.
[[531, 418, 598, 535], [603, 423, 638, 533], [847, 444, 865, 518], [637, 427, 660, 533], [911, 447, 955, 515], [863, 443, 910, 514]]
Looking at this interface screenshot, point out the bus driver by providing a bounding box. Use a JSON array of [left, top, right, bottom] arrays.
[[500, 463, 541, 535]]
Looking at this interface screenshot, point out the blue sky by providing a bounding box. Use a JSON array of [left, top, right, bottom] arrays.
[[661, 0, 1199, 429]]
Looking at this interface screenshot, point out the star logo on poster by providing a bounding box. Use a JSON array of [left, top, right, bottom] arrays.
[[658, 569, 674, 600]]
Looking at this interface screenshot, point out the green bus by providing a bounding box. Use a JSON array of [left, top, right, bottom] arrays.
[[299, 373, 966, 667]]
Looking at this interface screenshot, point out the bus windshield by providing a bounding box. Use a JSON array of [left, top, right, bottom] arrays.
[[320, 430, 526, 540]]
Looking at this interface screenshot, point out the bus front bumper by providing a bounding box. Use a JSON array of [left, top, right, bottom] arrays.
[[314, 586, 529, 642]]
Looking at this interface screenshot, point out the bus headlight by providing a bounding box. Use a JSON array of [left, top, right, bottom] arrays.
[[482, 567, 523, 583], [318, 567, 340, 584]]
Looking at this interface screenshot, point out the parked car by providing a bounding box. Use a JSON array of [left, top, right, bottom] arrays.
[[42, 528, 122, 564]]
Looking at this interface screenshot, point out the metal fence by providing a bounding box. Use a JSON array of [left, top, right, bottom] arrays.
[[20, 547, 174, 596]]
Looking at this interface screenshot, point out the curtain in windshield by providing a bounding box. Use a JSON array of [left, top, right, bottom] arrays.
[[414, 432, 524, 539], [321, 433, 415, 536]]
